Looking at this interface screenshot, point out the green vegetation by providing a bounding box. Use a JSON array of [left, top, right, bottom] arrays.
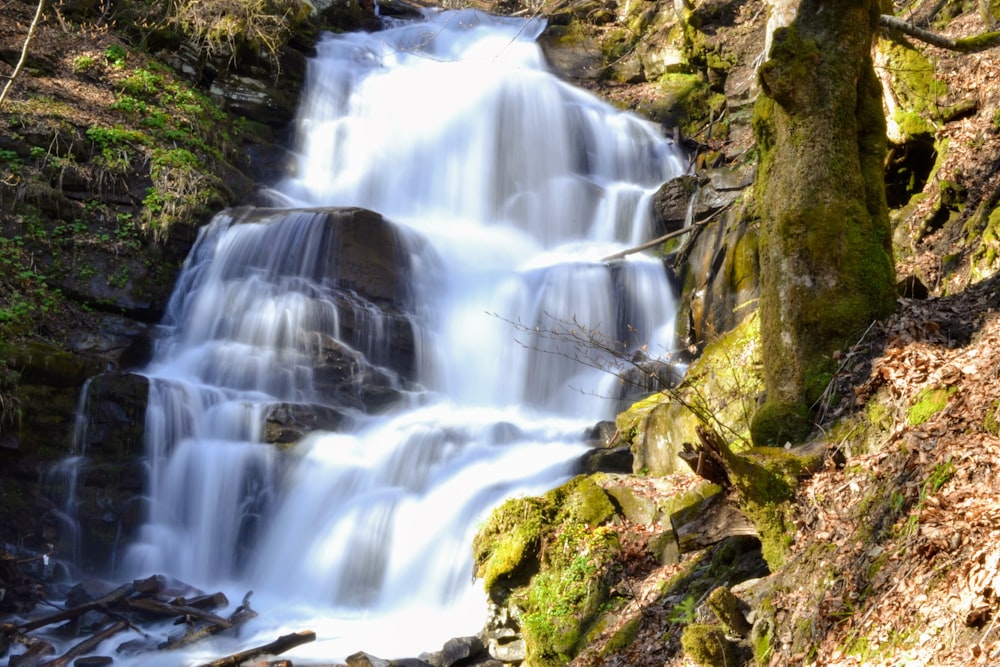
[[907, 386, 957, 426], [681, 623, 734, 667], [473, 476, 620, 666]]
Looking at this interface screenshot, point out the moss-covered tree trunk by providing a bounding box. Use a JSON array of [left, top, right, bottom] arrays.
[[750, 0, 896, 445]]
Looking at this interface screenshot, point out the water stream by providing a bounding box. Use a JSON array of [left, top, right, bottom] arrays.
[[108, 8, 685, 663]]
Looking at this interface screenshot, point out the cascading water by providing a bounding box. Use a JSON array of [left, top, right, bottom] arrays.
[[115, 8, 686, 663]]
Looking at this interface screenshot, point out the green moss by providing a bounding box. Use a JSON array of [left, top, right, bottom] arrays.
[[473, 475, 622, 666], [472, 495, 548, 594], [600, 615, 641, 655], [907, 386, 957, 426], [655, 73, 726, 140], [971, 203, 1000, 271], [545, 474, 616, 526], [878, 39, 948, 122], [893, 110, 934, 139], [750, 401, 811, 447], [728, 445, 820, 569], [681, 623, 734, 666], [518, 521, 620, 665], [706, 586, 749, 636], [985, 401, 1000, 435], [724, 227, 759, 294], [866, 397, 893, 431]]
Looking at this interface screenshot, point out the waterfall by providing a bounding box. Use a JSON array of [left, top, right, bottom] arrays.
[[119, 8, 686, 662]]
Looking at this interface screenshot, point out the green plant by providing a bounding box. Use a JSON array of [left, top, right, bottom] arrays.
[[72, 54, 98, 72], [110, 95, 149, 114], [168, 0, 310, 72], [121, 68, 163, 97], [668, 594, 698, 625], [104, 44, 128, 68]]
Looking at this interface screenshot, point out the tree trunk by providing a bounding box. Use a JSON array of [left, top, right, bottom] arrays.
[[751, 0, 896, 445]]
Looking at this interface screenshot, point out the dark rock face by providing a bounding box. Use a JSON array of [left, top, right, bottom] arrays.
[[263, 402, 348, 445], [665, 168, 760, 348], [228, 206, 425, 389], [651, 175, 700, 237], [77, 372, 150, 460]]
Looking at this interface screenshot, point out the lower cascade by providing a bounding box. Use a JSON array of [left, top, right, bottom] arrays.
[[79, 8, 686, 664]]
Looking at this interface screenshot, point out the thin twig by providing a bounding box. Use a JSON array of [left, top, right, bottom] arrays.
[[0, 0, 46, 109]]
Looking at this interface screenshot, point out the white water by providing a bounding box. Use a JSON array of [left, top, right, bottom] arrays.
[[113, 9, 686, 664]]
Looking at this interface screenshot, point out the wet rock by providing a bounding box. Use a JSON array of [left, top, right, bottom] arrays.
[[441, 636, 486, 666], [485, 627, 525, 663], [671, 198, 759, 348], [8, 343, 105, 388], [78, 372, 150, 459], [347, 651, 392, 667], [538, 25, 605, 81], [263, 403, 348, 445], [579, 445, 633, 474], [308, 333, 407, 412], [389, 659, 433, 667], [652, 175, 700, 236]]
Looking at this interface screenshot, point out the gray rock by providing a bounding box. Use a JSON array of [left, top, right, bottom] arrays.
[[347, 651, 392, 667], [441, 636, 485, 666]]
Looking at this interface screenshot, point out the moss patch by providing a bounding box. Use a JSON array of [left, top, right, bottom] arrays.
[[681, 622, 735, 666], [473, 475, 621, 666], [752, 3, 896, 446], [907, 386, 957, 426]]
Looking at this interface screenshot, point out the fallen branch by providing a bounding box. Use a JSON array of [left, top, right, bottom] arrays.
[[158, 591, 257, 651], [38, 620, 128, 667], [600, 203, 731, 263], [196, 630, 316, 667], [8, 638, 55, 667], [879, 14, 1000, 52], [17, 583, 134, 633], [125, 597, 233, 629]]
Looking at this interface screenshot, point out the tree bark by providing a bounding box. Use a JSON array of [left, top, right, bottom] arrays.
[[751, 0, 896, 445]]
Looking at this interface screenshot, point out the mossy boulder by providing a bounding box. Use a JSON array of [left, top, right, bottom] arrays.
[[619, 312, 762, 476], [681, 623, 736, 666], [474, 475, 620, 666], [876, 38, 949, 142]]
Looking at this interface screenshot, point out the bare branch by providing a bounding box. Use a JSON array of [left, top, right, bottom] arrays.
[[879, 14, 1000, 52], [0, 0, 46, 109], [600, 203, 732, 263]]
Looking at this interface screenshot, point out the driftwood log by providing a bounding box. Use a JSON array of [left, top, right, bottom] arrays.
[[157, 592, 258, 651], [37, 621, 128, 667], [1, 576, 261, 666], [196, 630, 316, 667]]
